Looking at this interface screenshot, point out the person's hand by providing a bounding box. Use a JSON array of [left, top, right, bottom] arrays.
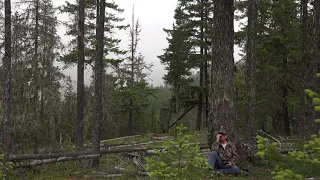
[[225, 162, 233, 167], [215, 134, 221, 142]]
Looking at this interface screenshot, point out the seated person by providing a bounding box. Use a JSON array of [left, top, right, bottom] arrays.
[[208, 130, 241, 175]]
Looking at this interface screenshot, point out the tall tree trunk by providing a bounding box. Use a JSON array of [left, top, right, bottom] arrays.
[[282, 85, 290, 136], [115, 113, 121, 137], [204, 10, 209, 128], [281, 27, 290, 136], [76, 0, 85, 150], [208, 0, 239, 148], [2, 0, 11, 179], [309, 0, 320, 136], [196, 7, 204, 131], [32, 0, 40, 154], [128, 5, 135, 136], [244, 0, 258, 143], [296, 0, 308, 137], [92, 0, 105, 167], [50, 116, 57, 151], [40, 4, 48, 147]]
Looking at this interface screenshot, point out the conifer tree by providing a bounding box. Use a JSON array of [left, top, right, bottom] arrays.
[[244, 0, 258, 143], [208, 0, 239, 147], [92, 0, 105, 167], [309, 0, 320, 136], [76, 0, 85, 149], [159, 3, 194, 111], [2, 0, 11, 178], [120, 6, 154, 136]]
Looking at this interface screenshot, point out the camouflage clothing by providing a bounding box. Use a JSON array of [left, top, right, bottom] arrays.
[[210, 141, 239, 165]]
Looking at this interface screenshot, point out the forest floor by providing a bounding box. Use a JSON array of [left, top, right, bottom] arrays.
[[15, 132, 274, 180]]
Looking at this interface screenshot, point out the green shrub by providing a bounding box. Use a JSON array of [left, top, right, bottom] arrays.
[[146, 124, 210, 180], [256, 88, 320, 179]]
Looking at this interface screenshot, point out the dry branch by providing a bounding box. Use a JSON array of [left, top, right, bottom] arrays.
[[257, 129, 282, 147], [114, 166, 149, 176], [133, 157, 145, 171]]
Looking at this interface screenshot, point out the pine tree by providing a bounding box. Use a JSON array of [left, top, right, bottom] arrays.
[[159, 4, 193, 122], [120, 6, 154, 136], [59, 0, 127, 66], [189, 0, 212, 130], [59, 0, 127, 145], [31, 0, 40, 153], [173, 0, 213, 130], [2, 0, 11, 178], [6, 0, 63, 151], [309, 0, 320, 136], [61, 77, 77, 145], [235, 0, 302, 136], [76, 0, 85, 150], [296, 0, 308, 137], [244, 0, 258, 143], [92, 0, 105, 167], [208, 0, 240, 147]]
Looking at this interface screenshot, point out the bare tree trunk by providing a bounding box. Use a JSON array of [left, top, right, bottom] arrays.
[[204, 54, 209, 127], [129, 99, 133, 136], [2, 0, 11, 179], [296, 0, 308, 138], [244, 0, 258, 143], [128, 6, 135, 136], [204, 10, 209, 128], [309, 0, 320, 136], [49, 117, 57, 151], [196, 7, 204, 131], [282, 81, 290, 136], [115, 113, 121, 137], [208, 0, 239, 148], [92, 0, 105, 167], [32, 0, 40, 154], [76, 0, 85, 150]]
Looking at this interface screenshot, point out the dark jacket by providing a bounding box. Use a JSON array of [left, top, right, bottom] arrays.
[[211, 141, 239, 165]]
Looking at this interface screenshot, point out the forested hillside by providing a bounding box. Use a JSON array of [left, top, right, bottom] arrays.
[[0, 0, 320, 179]]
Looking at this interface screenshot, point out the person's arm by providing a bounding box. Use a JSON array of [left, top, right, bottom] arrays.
[[210, 134, 221, 152], [230, 143, 239, 164], [210, 141, 220, 152]]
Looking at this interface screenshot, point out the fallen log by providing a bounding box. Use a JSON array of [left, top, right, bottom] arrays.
[[11, 147, 149, 162], [83, 139, 166, 150], [11, 150, 93, 161], [100, 133, 155, 144], [100, 140, 166, 149], [12, 142, 208, 162], [15, 154, 100, 168]]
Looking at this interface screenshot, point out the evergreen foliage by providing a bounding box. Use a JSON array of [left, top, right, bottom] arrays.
[[256, 84, 320, 179], [146, 125, 210, 179]]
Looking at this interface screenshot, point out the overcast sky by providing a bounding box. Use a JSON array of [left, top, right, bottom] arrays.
[[53, 0, 177, 86], [53, 0, 242, 87]]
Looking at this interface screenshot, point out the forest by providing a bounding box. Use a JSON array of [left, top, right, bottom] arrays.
[[0, 0, 320, 179]]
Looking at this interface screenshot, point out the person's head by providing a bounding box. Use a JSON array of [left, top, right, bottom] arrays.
[[217, 131, 228, 143]]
